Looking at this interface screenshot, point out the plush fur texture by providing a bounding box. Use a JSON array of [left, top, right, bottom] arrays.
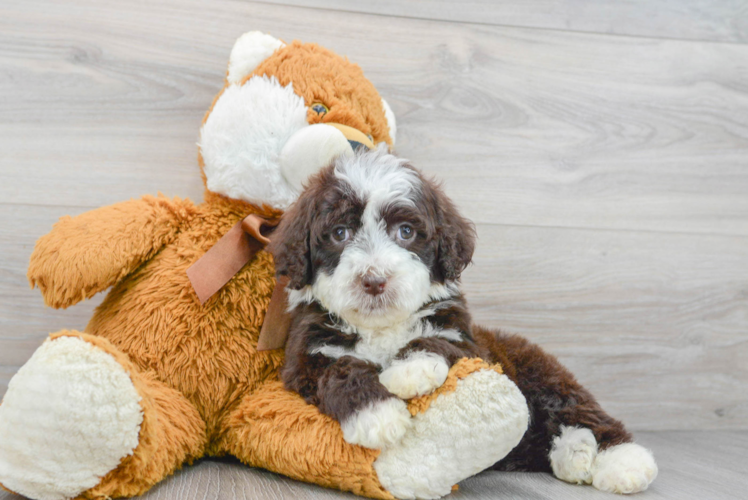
[[279, 123, 355, 192], [27, 195, 199, 309], [221, 379, 391, 499], [1, 32, 534, 500], [2, 31, 655, 500], [251, 42, 393, 147], [273, 149, 486, 448], [0, 336, 143, 500], [274, 149, 656, 495], [227, 31, 285, 85], [374, 365, 529, 499], [200, 75, 308, 208], [222, 358, 523, 500], [4, 33, 396, 499], [199, 39, 396, 211], [380, 98, 397, 144]]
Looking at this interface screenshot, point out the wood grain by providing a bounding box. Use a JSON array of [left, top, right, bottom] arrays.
[[0, 0, 747, 437], [3, 208, 746, 430], [2, 1, 748, 235], [1, 431, 744, 500], [463, 224, 748, 431], [263, 0, 748, 44]]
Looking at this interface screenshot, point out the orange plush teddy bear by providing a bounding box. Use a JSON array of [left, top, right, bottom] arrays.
[[0, 32, 528, 500]]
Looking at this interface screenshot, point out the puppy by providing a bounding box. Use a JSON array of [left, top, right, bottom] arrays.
[[271, 146, 486, 449], [272, 147, 657, 494]]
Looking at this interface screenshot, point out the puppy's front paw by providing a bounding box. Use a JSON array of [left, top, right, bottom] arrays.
[[379, 352, 449, 399], [592, 443, 658, 494], [341, 398, 412, 449]]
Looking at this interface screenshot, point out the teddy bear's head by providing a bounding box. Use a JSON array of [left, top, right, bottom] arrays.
[[198, 32, 397, 210]]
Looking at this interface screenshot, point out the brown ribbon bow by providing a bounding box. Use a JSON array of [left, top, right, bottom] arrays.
[[186, 214, 291, 351]]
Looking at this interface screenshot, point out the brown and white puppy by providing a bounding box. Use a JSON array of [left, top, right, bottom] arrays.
[[272, 147, 658, 494], [271, 146, 484, 449]]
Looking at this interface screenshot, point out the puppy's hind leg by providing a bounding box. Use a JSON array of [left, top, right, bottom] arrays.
[[544, 370, 658, 494], [476, 327, 657, 493], [549, 426, 658, 494]]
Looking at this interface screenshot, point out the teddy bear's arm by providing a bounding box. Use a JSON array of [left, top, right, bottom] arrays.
[[28, 195, 197, 309]]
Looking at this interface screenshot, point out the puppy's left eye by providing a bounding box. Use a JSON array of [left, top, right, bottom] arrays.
[[331, 226, 350, 243], [397, 224, 415, 241]]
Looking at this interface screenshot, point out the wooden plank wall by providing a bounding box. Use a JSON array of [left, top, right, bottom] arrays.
[[0, 0, 746, 431]]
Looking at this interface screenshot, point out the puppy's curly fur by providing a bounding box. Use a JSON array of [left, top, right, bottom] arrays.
[[271, 147, 657, 493], [272, 147, 481, 448]]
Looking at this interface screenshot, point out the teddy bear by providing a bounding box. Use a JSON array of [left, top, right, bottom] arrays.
[[0, 32, 529, 500]]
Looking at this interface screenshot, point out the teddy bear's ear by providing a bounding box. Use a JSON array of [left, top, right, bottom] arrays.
[[227, 31, 285, 85], [381, 98, 397, 145]]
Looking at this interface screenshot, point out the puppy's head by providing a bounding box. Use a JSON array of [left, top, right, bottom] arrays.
[[270, 146, 475, 328]]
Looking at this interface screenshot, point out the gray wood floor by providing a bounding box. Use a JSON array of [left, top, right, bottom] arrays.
[[1, 431, 745, 499], [1, 0, 747, 498]]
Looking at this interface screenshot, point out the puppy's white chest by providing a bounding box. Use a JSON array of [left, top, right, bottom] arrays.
[[352, 322, 419, 367], [313, 317, 426, 368]]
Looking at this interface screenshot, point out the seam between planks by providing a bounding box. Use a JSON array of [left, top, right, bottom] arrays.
[[3, 200, 747, 240], [251, 0, 748, 47]]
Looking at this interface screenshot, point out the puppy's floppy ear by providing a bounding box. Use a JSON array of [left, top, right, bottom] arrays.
[[268, 188, 316, 289], [423, 179, 476, 281]]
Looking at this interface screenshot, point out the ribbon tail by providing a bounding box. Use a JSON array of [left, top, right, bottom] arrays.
[[257, 276, 292, 351]]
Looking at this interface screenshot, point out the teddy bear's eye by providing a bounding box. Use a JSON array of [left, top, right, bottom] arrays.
[[311, 103, 328, 116]]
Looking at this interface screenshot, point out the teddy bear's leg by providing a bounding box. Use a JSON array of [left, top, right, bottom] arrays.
[[221, 359, 528, 500], [374, 359, 528, 499], [220, 379, 393, 499], [0, 331, 206, 500]]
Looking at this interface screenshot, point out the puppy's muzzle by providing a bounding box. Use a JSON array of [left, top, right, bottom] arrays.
[[362, 274, 387, 296]]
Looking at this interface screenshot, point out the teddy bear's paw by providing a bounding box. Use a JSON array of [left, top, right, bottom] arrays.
[[374, 369, 529, 499], [341, 398, 412, 449], [550, 426, 598, 485], [379, 352, 449, 400], [0, 336, 143, 500], [591, 443, 658, 494]]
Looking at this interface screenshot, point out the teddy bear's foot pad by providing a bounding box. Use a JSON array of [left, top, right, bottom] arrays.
[[0, 336, 143, 500], [373, 369, 529, 499]]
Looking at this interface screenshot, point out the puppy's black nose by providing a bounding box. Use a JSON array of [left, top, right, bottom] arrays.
[[362, 274, 387, 296]]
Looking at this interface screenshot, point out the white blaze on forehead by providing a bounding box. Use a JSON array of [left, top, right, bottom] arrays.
[[331, 146, 424, 284], [305, 148, 437, 331], [333, 145, 421, 218]]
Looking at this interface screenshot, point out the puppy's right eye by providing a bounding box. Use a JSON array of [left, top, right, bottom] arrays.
[[331, 226, 350, 243], [397, 224, 414, 241]]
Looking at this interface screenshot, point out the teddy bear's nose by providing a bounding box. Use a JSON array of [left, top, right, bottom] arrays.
[[361, 274, 387, 296]]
